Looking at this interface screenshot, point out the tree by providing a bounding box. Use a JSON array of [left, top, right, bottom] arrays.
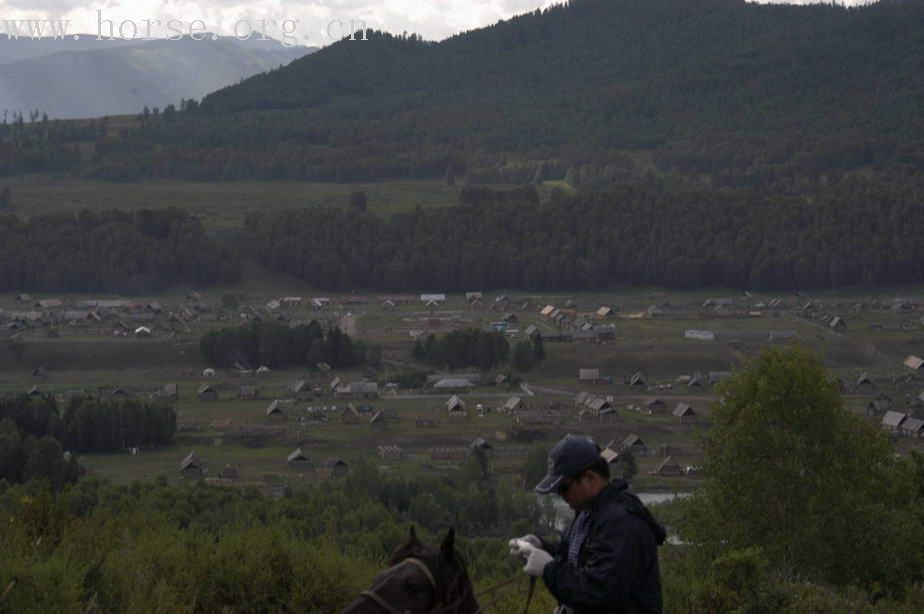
[[349, 191, 368, 212], [619, 449, 638, 481], [683, 346, 910, 589], [532, 333, 546, 363], [221, 293, 240, 310], [512, 340, 535, 372]]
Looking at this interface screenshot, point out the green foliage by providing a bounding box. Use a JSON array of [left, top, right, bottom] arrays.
[[220, 293, 240, 310], [512, 340, 535, 372], [0, 208, 240, 292], [412, 329, 509, 371], [619, 449, 638, 481], [349, 190, 368, 212], [391, 370, 428, 389], [243, 179, 924, 291], [683, 346, 924, 594], [199, 321, 369, 369]]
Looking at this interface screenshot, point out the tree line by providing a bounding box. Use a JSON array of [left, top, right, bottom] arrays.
[[0, 394, 176, 490], [412, 329, 510, 371], [0, 208, 240, 293], [243, 178, 924, 291], [199, 321, 371, 369]]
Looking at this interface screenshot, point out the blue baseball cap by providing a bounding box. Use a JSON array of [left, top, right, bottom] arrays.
[[534, 435, 602, 494]]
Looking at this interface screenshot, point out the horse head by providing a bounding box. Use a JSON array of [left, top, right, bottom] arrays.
[[342, 526, 479, 613]]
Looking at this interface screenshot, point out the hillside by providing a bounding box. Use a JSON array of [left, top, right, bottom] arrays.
[[3, 0, 924, 185], [0, 36, 314, 119]]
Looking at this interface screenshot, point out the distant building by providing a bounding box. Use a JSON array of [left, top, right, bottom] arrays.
[[655, 456, 683, 477], [266, 400, 286, 422], [179, 451, 203, 479], [673, 402, 697, 423], [684, 329, 715, 342], [197, 383, 218, 401], [287, 448, 311, 472]]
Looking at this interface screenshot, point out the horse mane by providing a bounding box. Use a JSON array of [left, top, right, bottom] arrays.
[[388, 537, 477, 612]]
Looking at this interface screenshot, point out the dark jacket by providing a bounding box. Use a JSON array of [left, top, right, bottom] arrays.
[[541, 479, 665, 614]]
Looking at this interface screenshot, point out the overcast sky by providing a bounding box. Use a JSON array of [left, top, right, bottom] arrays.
[[0, 1, 875, 45]]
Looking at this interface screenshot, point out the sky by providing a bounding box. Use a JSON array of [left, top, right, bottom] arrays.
[[0, 0, 875, 46]]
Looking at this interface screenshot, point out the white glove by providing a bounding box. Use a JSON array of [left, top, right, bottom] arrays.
[[507, 534, 542, 557], [523, 547, 554, 577]]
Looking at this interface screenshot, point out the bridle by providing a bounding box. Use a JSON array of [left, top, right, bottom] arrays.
[[359, 557, 448, 614], [358, 556, 536, 614]]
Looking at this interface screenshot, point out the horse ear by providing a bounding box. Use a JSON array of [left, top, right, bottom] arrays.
[[407, 525, 420, 545], [440, 527, 455, 556]]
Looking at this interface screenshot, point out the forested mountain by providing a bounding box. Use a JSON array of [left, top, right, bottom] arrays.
[[0, 36, 313, 119], [3, 0, 924, 184], [0, 209, 240, 292]]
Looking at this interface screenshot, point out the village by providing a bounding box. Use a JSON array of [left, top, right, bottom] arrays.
[[3, 287, 924, 493]]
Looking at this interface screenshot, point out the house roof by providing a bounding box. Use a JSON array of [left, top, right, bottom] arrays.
[[180, 451, 201, 471], [881, 411, 907, 428], [197, 383, 216, 395], [503, 396, 523, 410], [905, 355, 924, 370], [673, 403, 696, 417], [902, 417, 924, 433], [630, 372, 647, 386], [657, 456, 681, 472], [446, 395, 466, 411], [287, 448, 309, 463], [433, 378, 475, 389], [266, 400, 283, 416], [622, 434, 645, 448], [579, 368, 600, 380], [856, 373, 873, 386], [324, 457, 347, 468]]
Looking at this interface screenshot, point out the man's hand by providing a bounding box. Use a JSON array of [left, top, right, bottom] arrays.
[[523, 547, 553, 577], [507, 534, 542, 557]]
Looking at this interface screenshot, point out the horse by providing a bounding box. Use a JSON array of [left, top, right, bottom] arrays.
[[342, 526, 480, 613]]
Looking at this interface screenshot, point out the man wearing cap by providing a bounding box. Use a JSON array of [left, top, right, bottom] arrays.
[[509, 435, 665, 613]]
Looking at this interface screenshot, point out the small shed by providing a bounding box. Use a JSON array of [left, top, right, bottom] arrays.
[[161, 383, 178, 399], [239, 385, 257, 400], [621, 434, 647, 455], [901, 417, 924, 438], [503, 396, 527, 413], [644, 398, 666, 415], [341, 405, 360, 424], [287, 448, 311, 472], [629, 372, 648, 388], [446, 395, 467, 415], [578, 368, 601, 383], [197, 383, 218, 401], [323, 457, 349, 478], [370, 410, 388, 431], [266, 400, 286, 422], [379, 445, 403, 460], [881, 411, 907, 433], [655, 456, 683, 477], [179, 451, 204, 479], [855, 373, 875, 391], [673, 402, 697, 423]]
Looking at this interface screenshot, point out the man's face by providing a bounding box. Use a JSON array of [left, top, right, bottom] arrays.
[[558, 471, 595, 511]]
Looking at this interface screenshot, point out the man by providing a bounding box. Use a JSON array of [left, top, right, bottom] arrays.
[[510, 435, 665, 613]]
